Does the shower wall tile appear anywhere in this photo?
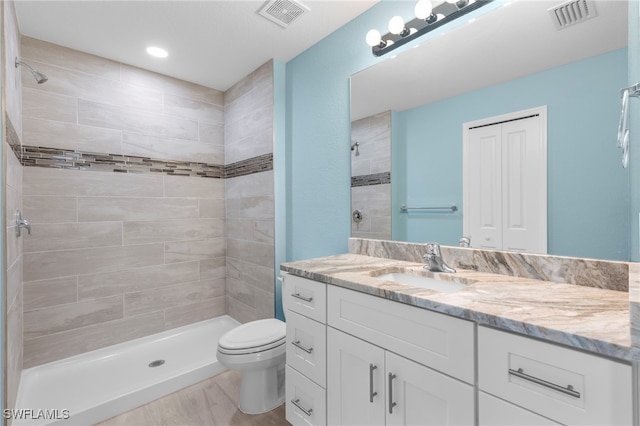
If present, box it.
[163,296,226,330]
[227,239,274,269]
[23,88,77,123]
[164,238,226,263]
[23,117,123,154]
[123,218,224,245]
[24,196,77,223]
[227,257,274,294]
[164,94,224,125]
[5,4,23,417]
[198,199,226,218]
[78,197,199,222]
[77,261,200,300]
[22,36,121,81]
[24,167,164,197]
[164,174,225,198]
[200,258,227,280]
[124,278,225,317]
[78,99,198,140]
[23,243,165,282]
[351,111,391,176]
[122,132,224,164]
[23,276,78,311]
[199,122,225,145]
[23,311,166,368]
[23,221,122,252]
[224,61,275,324]
[24,295,123,340]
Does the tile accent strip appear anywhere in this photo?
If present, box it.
[351,171,391,187]
[6,116,272,179]
[6,116,21,160]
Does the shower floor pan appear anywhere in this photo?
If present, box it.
[14,315,239,426]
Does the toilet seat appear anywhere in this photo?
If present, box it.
[218,319,286,355]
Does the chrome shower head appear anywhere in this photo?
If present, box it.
[351,141,360,157]
[15,58,48,84]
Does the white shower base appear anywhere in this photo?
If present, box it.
[14,315,240,426]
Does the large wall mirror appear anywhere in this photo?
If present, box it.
[350,0,630,261]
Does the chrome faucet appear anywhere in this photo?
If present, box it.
[459,236,471,248]
[423,242,456,273]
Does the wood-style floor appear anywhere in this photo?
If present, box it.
[95,370,289,426]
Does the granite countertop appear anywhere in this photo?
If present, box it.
[281,253,633,362]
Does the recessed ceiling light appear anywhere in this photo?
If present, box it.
[146,46,168,58]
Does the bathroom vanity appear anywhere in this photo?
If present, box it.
[281,242,634,426]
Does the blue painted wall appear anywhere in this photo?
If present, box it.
[395,49,629,261]
[284,0,503,261]
[628,0,640,262]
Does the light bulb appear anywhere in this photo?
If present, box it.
[366,29,382,47]
[388,16,406,35]
[414,0,433,19]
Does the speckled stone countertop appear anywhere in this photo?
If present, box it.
[281,253,634,362]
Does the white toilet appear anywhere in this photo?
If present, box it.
[216,279,287,414]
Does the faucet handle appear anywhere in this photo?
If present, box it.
[425,242,441,255]
[459,236,471,248]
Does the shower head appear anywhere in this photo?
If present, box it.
[351,141,360,157]
[15,58,48,84]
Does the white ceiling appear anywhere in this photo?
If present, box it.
[14,0,379,91]
[351,0,628,120]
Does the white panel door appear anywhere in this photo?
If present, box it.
[327,327,385,426]
[465,124,502,249]
[501,116,546,253]
[464,108,547,253]
[385,351,475,426]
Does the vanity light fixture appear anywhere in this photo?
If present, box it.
[146,46,168,58]
[366,0,493,56]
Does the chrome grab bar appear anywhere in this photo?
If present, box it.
[292,340,313,354]
[291,398,313,417]
[291,293,313,303]
[400,205,458,212]
[508,368,580,399]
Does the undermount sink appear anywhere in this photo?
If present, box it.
[374,271,468,293]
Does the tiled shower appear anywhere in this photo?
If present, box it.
[4,0,276,413]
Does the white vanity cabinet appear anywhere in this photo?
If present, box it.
[284,274,327,426]
[326,285,476,426]
[478,326,633,426]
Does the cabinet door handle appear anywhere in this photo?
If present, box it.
[369,364,378,403]
[291,293,313,303]
[508,368,581,399]
[291,398,313,416]
[388,373,397,414]
[292,340,313,354]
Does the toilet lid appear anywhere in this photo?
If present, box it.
[218,319,286,353]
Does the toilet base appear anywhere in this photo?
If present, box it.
[238,363,285,414]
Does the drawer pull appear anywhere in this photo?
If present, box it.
[292,293,313,303]
[291,398,313,416]
[292,340,313,354]
[508,368,581,399]
[369,364,378,403]
[388,373,397,414]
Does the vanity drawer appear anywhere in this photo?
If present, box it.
[479,392,561,426]
[286,365,327,426]
[285,275,327,323]
[286,309,327,387]
[478,326,632,426]
[327,285,475,384]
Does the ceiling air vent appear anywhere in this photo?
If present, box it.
[258,0,309,28]
[548,0,597,30]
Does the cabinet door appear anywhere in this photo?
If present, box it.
[327,327,385,426]
[385,351,475,426]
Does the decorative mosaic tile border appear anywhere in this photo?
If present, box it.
[6,118,272,179]
[351,172,391,187]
